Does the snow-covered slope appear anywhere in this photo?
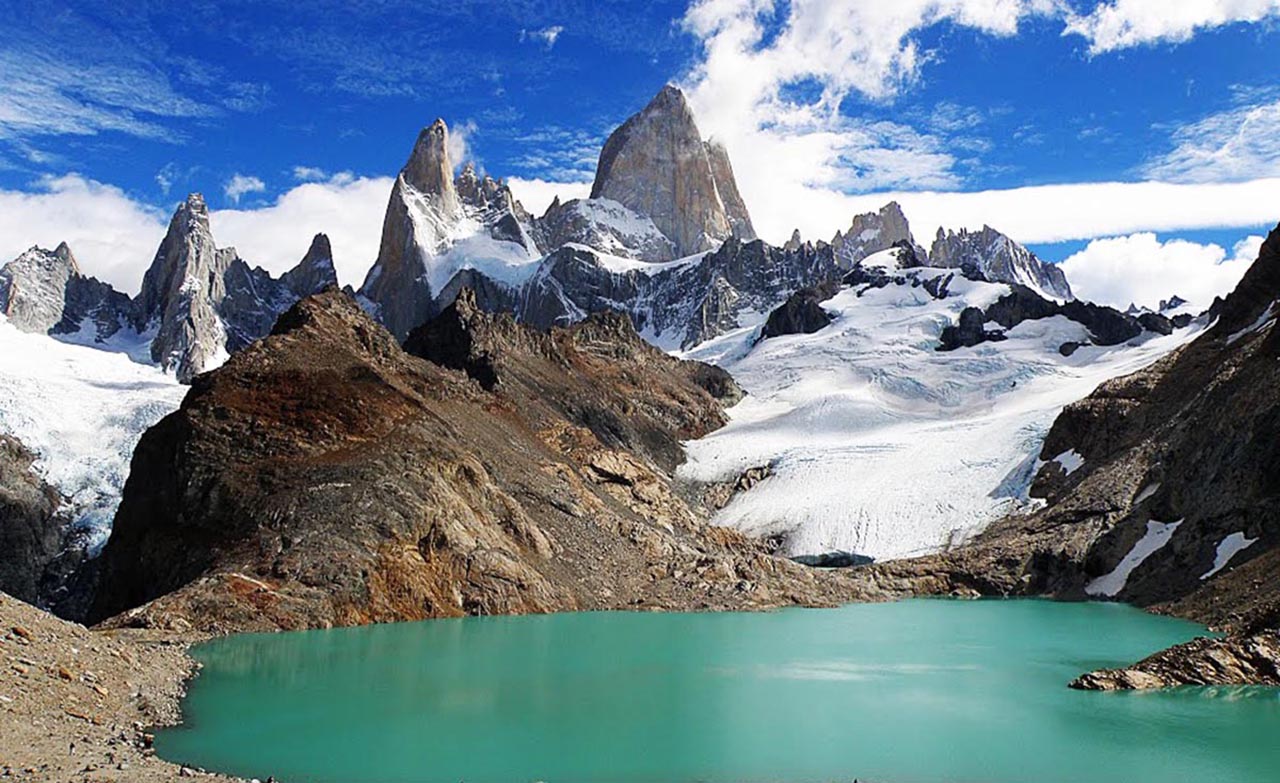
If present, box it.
[679,267,1200,560]
[0,317,185,554]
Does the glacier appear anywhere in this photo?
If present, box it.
[679,264,1202,560]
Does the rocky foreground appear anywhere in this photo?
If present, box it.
[0,592,241,782]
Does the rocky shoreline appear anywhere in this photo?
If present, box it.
[0,592,245,782]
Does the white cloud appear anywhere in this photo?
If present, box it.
[292,165,328,182]
[678,0,1061,243]
[1064,0,1280,54]
[223,174,266,204]
[754,176,1280,250]
[1145,96,1280,182]
[212,174,393,288]
[0,175,166,294]
[446,120,478,169]
[507,177,593,216]
[1060,232,1262,310]
[520,26,565,49]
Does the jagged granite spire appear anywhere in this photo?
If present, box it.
[136,193,232,381]
[359,119,464,340]
[403,119,461,218]
[930,225,1073,301]
[831,202,923,268]
[590,85,755,256]
[281,233,338,298]
[0,242,134,341]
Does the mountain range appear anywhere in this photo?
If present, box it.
[3,84,1273,691]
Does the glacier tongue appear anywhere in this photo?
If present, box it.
[0,316,185,555]
[679,269,1201,560]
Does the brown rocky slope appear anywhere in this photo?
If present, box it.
[87,288,860,633]
[868,224,1280,688]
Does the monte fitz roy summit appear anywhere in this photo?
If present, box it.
[5,85,1074,382]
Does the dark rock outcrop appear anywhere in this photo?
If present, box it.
[0,436,61,605]
[759,282,839,340]
[941,283,1159,351]
[938,307,1006,350]
[88,289,852,633]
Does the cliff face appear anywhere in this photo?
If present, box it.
[0,243,134,341]
[88,289,856,632]
[591,86,755,257]
[0,435,61,605]
[136,194,232,381]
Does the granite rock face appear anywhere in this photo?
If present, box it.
[358,121,540,340]
[832,202,924,268]
[930,225,1073,300]
[135,194,232,381]
[0,435,61,605]
[590,85,755,257]
[0,243,134,341]
[135,194,337,380]
[88,289,859,632]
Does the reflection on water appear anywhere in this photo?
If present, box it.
[158,599,1280,783]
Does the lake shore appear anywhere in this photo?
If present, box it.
[0,592,244,783]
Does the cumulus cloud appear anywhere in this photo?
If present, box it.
[0,175,167,294]
[1064,0,1280,54]
[212,174,393,287]
[223,173,266,204]
[506,177,593,216]
[677,0,1061,243]
[1060,233,1262,310]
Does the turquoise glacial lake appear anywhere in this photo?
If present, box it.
[157,599,1280,783]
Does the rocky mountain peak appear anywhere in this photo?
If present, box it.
[833,201,922,267]
[0,243,134,341]
[930,224,1073,300]
[136,192,230,381]
[281,233,338,298]
[590,84,755,256]
[403,118,461,217]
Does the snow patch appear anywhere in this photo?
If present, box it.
[1086,519,1184,598]
[1052,449,1085,476]
[1200,532,1259,580]
[1133,482,1160,505]
[1226,301,1277,345]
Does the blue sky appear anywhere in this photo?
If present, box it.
[2,0,1280,309]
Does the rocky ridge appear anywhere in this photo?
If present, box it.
[930,225,1072,300]
[86,288,860,633]
[0,244,133,342]
[0,196,338,383]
